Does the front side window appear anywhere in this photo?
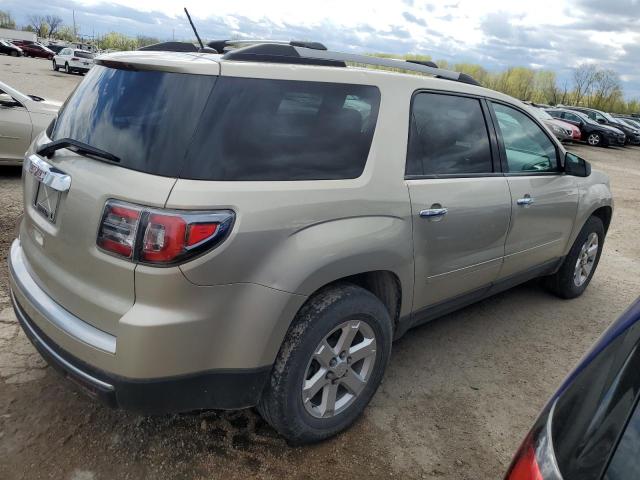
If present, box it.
[492,102,559,173]
[406,93,493,176]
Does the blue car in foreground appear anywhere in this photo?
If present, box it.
[506,297,640,480]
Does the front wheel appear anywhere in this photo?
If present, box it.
[544,216,604,299]
[587,133,602,147]
[10,51,17,57]
[258,283,392,444]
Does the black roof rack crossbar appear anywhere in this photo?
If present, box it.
[222,43,345,67]
[208,39,327,54]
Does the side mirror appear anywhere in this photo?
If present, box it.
[0,93,20,108]
[565,152,591,177]
[596,118,605,124]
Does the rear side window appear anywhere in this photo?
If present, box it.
[406,93,493,176]
[74,50,93,59]
[182,77,381,181]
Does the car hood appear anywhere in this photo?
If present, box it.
[551,118,578,133]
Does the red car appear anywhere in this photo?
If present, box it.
[553,118,581,141]
[11,41,54,60]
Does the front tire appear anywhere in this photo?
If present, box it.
[544,216,604,299]
[258,283,392,444]
[10,51,17,57]
[587,133,602,147]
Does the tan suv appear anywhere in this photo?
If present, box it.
[9,41,613,444]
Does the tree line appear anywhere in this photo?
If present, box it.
[1,10,637,114]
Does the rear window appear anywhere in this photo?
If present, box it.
[74,50,93,59]
[52,65,216,177]
[52,66,380,181]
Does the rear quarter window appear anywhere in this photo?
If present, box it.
[182,77,381,181]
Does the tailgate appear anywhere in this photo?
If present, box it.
[20,143,175,336]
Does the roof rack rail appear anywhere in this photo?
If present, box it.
[208,39,327,54]
[221,43,480,86]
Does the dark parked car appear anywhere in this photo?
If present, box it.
[0,39,23,57]
[568,106,640,145]
[505,297,640,480]
[547,108,626,147]
[11,41,54,59]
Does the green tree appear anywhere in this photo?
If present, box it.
[0,10,16,29]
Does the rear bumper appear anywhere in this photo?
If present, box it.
[12,294,270,412]
[8,238,306,412]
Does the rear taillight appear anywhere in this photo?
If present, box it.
[71,57,79,61]
[505,435,543,480]
[97,200,234,265]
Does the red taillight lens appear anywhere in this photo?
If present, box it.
[187,223,219,246]
[97,203,142,259]
[97,200,234,265]
[506,436,543,480]
[71,57,79,61]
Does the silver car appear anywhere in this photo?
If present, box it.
[9,43,613,444]
[0,81,59,165]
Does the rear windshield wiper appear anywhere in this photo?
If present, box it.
[37,138,120,164]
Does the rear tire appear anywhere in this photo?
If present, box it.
[52,60,58,71]
[64,62,70,74]
[544,216,604,299]
[258,283,392,445]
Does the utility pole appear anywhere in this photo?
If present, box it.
[72,10,77,39]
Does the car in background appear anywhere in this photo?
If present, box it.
[505,297,640,480]
[46,44,66,54]
[11,41,54,60]
[527,106,575,142]
[613,115,640,131]
[547,108,625,147]
[53,48,94,74]
[0,81,60,165]
[0,39,23,57]
[568,106,640,145]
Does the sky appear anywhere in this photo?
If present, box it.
[3,0,640,97]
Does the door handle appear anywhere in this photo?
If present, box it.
[516,195,534,206]
[419,207,448,218]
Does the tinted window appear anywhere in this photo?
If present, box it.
[492,103,559,173]
[406,93,493,175]
[182,77,380,180]
[605,398,640,480]
[74,50,93,59]
[563,112,583,123]
[52,65,216,177]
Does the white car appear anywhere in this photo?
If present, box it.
[0,81,60,165]
[52,48,94,74]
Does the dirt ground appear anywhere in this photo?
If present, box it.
[1,56,639,480]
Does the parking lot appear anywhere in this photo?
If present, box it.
[1,55,639,480]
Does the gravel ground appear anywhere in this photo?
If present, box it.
[1,55,639,480]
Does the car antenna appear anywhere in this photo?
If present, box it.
[184,7,205,50]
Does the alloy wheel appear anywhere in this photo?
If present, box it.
[302,319,377,418]
[573,232,598,287]
[587,133,600,146]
